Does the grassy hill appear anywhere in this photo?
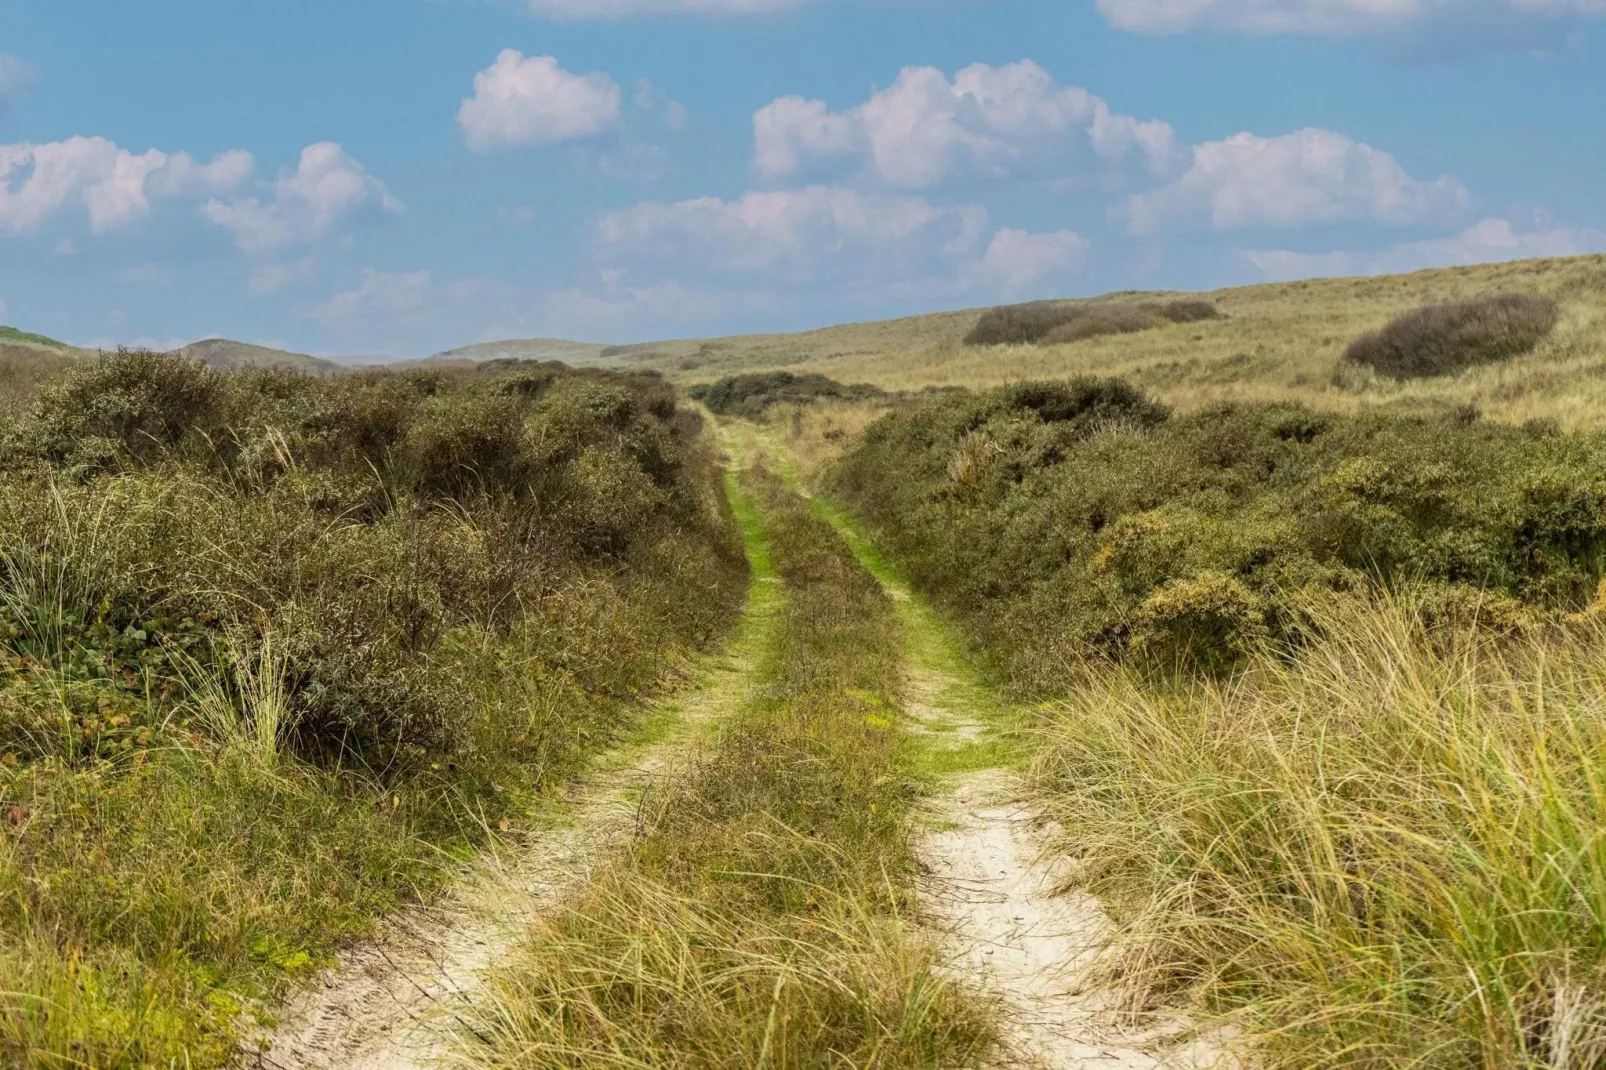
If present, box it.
[425,337,617,367]
[652,255,1606,430]
[169,338,347,374]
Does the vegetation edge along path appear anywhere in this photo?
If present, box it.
[254,438,786,1070]
[730,421,1229,1070]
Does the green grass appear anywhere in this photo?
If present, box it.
[0,352,748,1067]
[0,326,69,350]
[461,465,995,1069]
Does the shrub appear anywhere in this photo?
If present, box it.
[0,354,748,1065]
[833,379,1606,686]
[965,299,1222,347]
[688,372,887,418]
[963,302,1084,346]
[14,349,225,470]
[1040,305,1163,344]
[1344,292,1559,379]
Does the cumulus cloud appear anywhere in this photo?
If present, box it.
[523,0,804,17]
[593,186,1086,302]
[458,51,622,151]
[1122,128,1469,233]
[1097,0,1605,35]
[1245,216,1606,280]
[202,142,401,254]
[754,61,1178,190]
[597,186,989,283]
[0,137,253,235]
[972,228,1091,293]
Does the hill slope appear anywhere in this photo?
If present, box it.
[170,339,346,374]
[654,255,1606,430]
[425,338,616,367]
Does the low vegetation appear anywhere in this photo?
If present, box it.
[1032,596,1606,1066]
[688,370,888,417]
[0,350,745,1067]
[823,370,1606,1064]
[835,376,1606,685]
[1344,291,1560,380]
[963,299,1221,347]
[465,468,993,1068]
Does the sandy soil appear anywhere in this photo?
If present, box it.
[250,586,780,1070]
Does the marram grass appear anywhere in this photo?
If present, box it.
[1030,593,1606,1068]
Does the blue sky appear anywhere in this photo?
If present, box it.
[2,0,1603,357]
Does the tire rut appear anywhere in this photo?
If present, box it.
[250,445,784,1070]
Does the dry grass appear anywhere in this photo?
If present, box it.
[1029,594,1606,1067]
[650,255,1606,431]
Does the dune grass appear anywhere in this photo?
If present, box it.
[1029,596,1606,1067]
[461,467,995,1069]
[0,352,746,1067]
[657,255,1606,432]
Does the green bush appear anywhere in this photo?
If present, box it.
[1343,292,1559,379]
[688,372,887,418]
[0,352,748,1066]
[833,378,1606,686]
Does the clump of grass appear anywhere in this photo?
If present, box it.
[689,371,888,418]
[0,351,747,1066]
[1344,292,1559,380]
[965,299,1222,347]
[463,470,995,1068]
[1029,594,1606,1066]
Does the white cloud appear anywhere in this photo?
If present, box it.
[319,268,434,322]
[1246,217,1606,280]
[202,142,401,254]
[753,61,1178,190]
[972,228,1092,293]
[597,186,990,283]
[523,0,803,17]
[0,55,37,107]
[458,51,622,151]
[0,137,253,235]
[1097,0,1605,35]
[1122,128,1469,233]
[592,186,1087,306]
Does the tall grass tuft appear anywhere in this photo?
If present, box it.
[1030,594,1606,1067]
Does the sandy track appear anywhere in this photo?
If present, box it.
[251,761,661,1070]
[251,588,782,1070]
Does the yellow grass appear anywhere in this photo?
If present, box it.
[649,255,1606,431]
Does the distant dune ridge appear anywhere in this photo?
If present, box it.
[2,254,1604,427]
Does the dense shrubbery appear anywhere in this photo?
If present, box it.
[1344,292,1559,379]
[833,377,1606,684]
[0,350,745,1065]
[688,371,887,417]
[963,299,1222,347]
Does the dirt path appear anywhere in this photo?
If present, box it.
[795,470,1225,1070]
[252,459,783,1070]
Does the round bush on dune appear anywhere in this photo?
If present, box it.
[1344,292,1559,380]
